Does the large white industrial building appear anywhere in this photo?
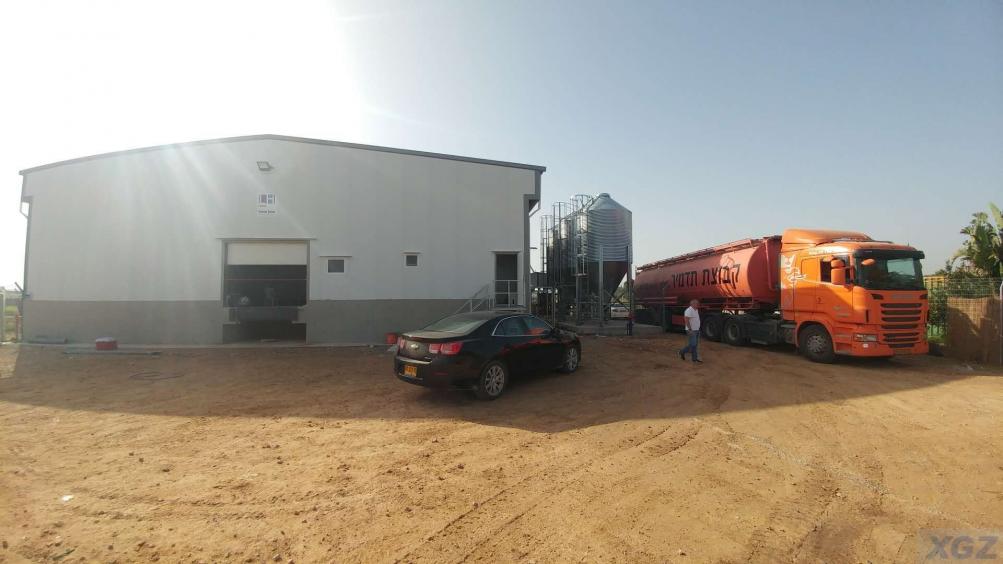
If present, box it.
[18,135,544,344]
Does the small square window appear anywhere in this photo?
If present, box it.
[405,254,419,267]
[327,259,345,273]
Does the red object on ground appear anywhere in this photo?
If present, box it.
[95,337,118,351]
[385,332,398,345]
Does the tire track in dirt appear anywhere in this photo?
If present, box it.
[687,370,910,563]
[704,416,984,563]
[791,401,880,561]
[394,421,704,563]
[416,374,729,563]
[453,424,704,564]
[739,465,839,563]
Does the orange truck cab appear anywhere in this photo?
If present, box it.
[634,228,929,363]
[778,229,928,361]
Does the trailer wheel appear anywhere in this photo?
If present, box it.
[799,325,836,364]
[722,318,747,346]
[702,315,723,342]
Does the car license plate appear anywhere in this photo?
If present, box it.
[404,364,418,377]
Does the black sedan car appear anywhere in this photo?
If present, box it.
[394,311,581,400]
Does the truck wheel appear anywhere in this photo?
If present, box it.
[702,315,723,342]
[799,325,836,364]
[722,318,746,346]
[475,361,508,400]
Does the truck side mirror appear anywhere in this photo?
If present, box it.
[830,259,847,285]
[831,267,847,286]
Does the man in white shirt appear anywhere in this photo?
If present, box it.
[679,299,703,363]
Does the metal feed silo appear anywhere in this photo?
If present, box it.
[585,193,632,293]
[536,192,633,324]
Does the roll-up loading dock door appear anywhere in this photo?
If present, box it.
[224,242,308,307]
[223,241,308,342]
[226,242,308,266]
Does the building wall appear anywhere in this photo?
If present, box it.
[21,138,539,344]
[23,300,223,344]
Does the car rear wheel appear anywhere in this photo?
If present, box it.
[560,345,580,373]
[475,361,508,400]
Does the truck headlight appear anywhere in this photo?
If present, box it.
[854,333,878,342]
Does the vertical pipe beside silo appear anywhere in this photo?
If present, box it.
[627,243,634,335]
[575,274,581,325]
[598,246,604,328]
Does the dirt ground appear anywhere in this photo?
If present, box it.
[1,335,1001,563]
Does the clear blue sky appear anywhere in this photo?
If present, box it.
[1,0,1000,288]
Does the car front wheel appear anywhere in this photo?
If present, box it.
[475,361,508,400]
[560,345,580,373]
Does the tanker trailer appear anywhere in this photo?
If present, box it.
[634,236,783,340]
[635,229,929,363]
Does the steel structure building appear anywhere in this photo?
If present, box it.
[18,134,544,344]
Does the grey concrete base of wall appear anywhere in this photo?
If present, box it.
[302,299,468,344]
[23,299,471,345]
[23,300,224,345]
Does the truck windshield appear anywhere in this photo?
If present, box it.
[856,254,924,290]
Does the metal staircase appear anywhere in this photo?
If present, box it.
[452,283,493,315]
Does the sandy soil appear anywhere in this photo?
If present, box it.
[0,335,1001,563]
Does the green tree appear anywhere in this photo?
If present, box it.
[952,202,1002,278]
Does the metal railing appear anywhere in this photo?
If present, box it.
[453,283,494,315]
[494,279,519,308]
[451,280,523,316]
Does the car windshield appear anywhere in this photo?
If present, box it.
[422,313,489,334]
[856,254,925,290]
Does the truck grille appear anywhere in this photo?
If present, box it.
[880,303,923,347]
